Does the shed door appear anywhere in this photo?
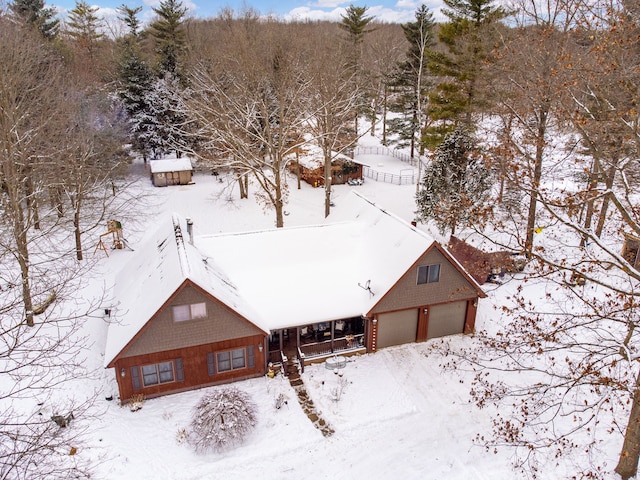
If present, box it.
[377,309,418,349]
[168,172,180,185]
[427,301,467,339]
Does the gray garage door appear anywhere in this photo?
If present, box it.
[427,301,467,339]
[377,309,418,349]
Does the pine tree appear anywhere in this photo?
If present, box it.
[8,0,59,40]
[65,0,104,58]
[339,5,375,48]
[149,0,188,76]
[388,5,435,158]
[132,75,190,158]
[116,4,154,159]
[118,4,143,38]
[117,53,155,158]
[426,0,506,141]
[415,128,491,234]
[339,5,375,136]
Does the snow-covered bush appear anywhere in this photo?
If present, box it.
[128,393,144,412]
[188,387,257,453]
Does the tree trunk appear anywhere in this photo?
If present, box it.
[382,84,388,146]
[580,159,599,248]
[74,205,83,261]
[524,110,547,259]
[19,246,34,327]
[595,163,616,237]
[370,95,377,136]
[616,369,640,480]
[25,174,40,230]
[410,104,417,160]
[238,173,247,199]
[324,149,332,218]
[275,170,284,228]
[296,152,301,190]
[50,186,64,218]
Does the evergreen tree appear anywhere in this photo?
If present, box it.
[118,4,143,38]
[426,0,506,142]
[132,74,190,158]
[339,4,375,48]
[117,52,155,158]
[339,5,375,136]
[415,128,491,234]
[116,4,154,158]
[8,0,59,39]
[65,0,104,58]
[149,0,188,76]
[388,5,435,157]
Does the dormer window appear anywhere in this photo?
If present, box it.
[173,302,207,322]
[417,264,440,285]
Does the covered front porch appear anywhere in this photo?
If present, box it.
[267,317,367,371]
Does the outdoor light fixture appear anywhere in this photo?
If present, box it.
[120,368,126,378]
[258,343,263,353]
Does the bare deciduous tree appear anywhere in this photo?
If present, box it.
[183,17,311,227]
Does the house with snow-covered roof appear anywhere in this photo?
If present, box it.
[104,192,485,402]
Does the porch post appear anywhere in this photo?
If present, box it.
[330,321,335,353]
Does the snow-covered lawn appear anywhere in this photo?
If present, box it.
[71,157,622,479]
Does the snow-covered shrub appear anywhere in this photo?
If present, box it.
[188,387,257,453]
[175,427,188,444]
[128,393,144,412]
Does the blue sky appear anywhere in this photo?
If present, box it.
[50,0,449,25]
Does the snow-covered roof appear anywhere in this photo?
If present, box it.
[104,192,437,366]
[199,193,434,330]
[104,214,264,367]
[149,157,193,173]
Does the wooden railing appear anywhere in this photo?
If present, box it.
[298,347,305,374]
[299,334,365,360]
[267,350,281,366]
[280,351,288,377]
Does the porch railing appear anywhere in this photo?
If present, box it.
[299,334,365,360]
[267,350,281,366]
[280,351,288,377]
[298,347,305,374]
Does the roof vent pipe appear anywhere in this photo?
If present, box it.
[186,218,194,245]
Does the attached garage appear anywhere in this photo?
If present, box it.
[377,309,418,349]
[427,301,468,339]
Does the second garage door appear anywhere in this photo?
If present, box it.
[377,309,418,349]
[427,301,467,339]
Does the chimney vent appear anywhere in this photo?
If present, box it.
[186,218,194,244]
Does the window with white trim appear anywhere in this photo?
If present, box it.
[417,264,440,285]
[172,302,207,322]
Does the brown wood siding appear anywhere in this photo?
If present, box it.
[121,284,263,359]
[114,334,266,402]
[371,248,478,315]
